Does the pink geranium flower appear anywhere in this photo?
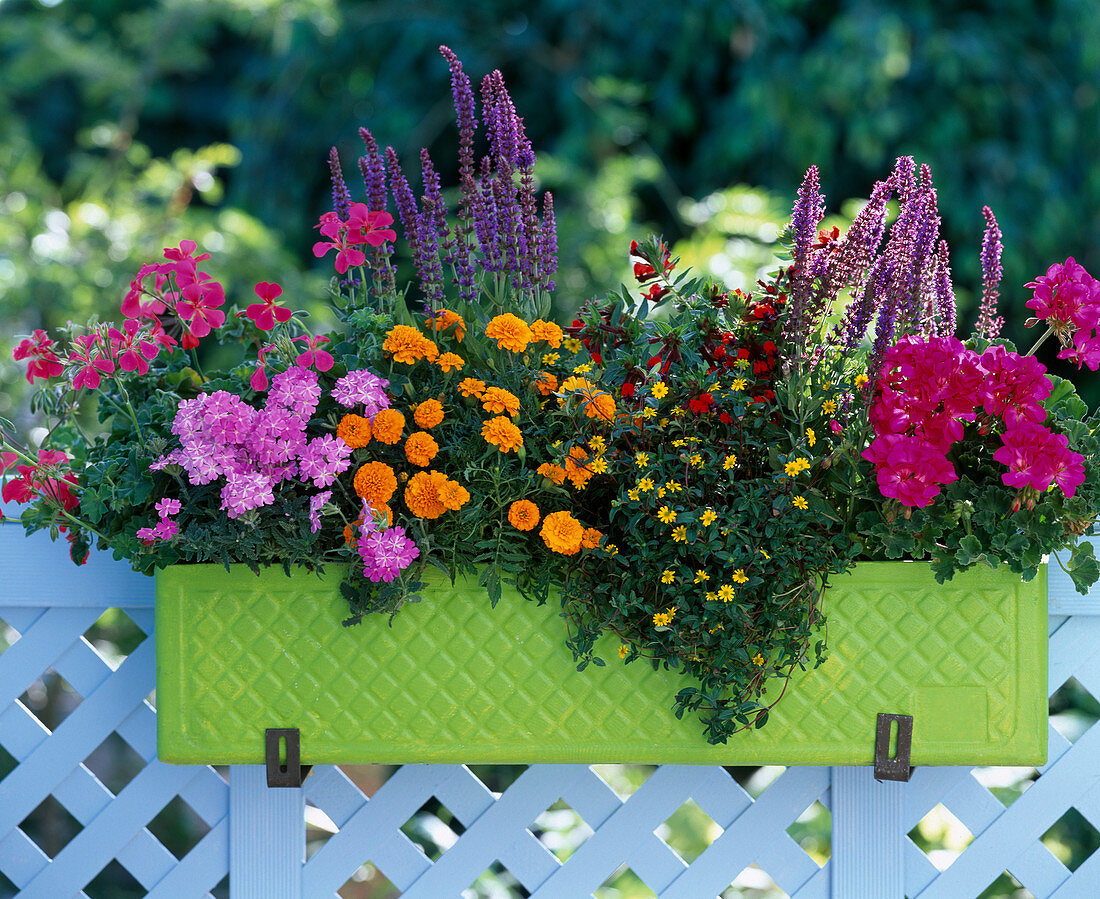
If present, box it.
[292,334,334,372]
[862,432,958,508]
[13,330,64,383]
[345,203,397,247]
[108,319,160,376]
[68,334,116,390]
[242,281,293,331]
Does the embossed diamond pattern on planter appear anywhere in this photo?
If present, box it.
[157,562,1047,766]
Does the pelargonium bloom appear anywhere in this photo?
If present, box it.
[861,432,958,508]
[243,281,293,331]
[13,330,64,383]
[993,420,1085,496]
[977,344,1051,426]
[68,334,116,390]
[292,334,334,372]
[108,319,160,376]
[1,449,80,510]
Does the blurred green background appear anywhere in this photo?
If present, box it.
[3,1,1100,895]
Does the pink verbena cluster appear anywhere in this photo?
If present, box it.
[136,498,182,542]
[356,500,419,582]
[863,335,1085,507]
[151,367,351,520]
[1025,257,1100,370]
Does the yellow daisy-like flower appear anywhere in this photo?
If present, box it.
[689,454,703,468]
[637,477,655,492]
[481,416,523,453]
[530,318,564,348]
[731,378,747,391]
[508,499,541,531]
[458,377,486,399]
[627,488,641,502]
[657,486,667,499]
[657,506,677,524]
[481,386,521,417]
[671,525,687,543]
[708,624,725,634]
[784,457,811,476]
[635,452,650,468]
[718,584,735,603]
[664,480,682,493]
[590,455,608,474]
[642,407,657,419]
[705,591,718,602]
[732,569,748,584]
[542,352,560,366]
[619,644,629,659]
[734,357,750,369]
[693,570,710,583]
[435,352,465,373]
[412,398,445,429]
[806,428,816,447]
[604,543,619,555]
[723,454,737,470]
[661,569,675,584]
[822,399,838,415]
[485,313,533,352]
[760,549,771,560]
[752,653,765,666]
[651,381,669,399]
[854,373,869,389]
[652,607,677,627]
[573,363,592,374]
[564,337,583,353]
[793,495,809,510]
[671,439,686,448]
[700,508,717,526]
[589,435,607,452]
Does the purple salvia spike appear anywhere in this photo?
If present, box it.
[976,205,1005,340]
[439,46,478,189]
[328,147,352,220]
[420,148,448,239]
[538,191,558,292]
[415,210,445,310]
[892,156,916,203]
[838,256,888,354]
[492,167,518,276]
[473,156,502,272]
[784,165,826,357]
[932,239,957,336]
[902,188,941,334]
[358,128,387,213]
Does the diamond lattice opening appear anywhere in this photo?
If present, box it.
[19,668,82,731]
[0,740,16,782]
[656,797,723,864]
[213,874,229,898]
[590,764,656,801]
[594,863,656,898]
[339,861,399,898]
[977,871,1033,898]
[0,613,20,652]
[908,803,974,872]
[786,799,831,866]
[732,765,786,800]
[401,797,466,862]
[464,862,529,898]
[20,795,83,859]
[0,868,17,898]
[1041,807,1100,872]
[1049,676,1100,744]
[83,731,146,796]
[723,863,783,897]
[85,858,145,899]
[468,764,527,796]
[305,799,340,861]
[971,766,1040,808]
[83,608,147,668]
[146,795,212,861]
[530,797,595,863]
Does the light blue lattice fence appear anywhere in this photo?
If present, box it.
[2,503,1099,897]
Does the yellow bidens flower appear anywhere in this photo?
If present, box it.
[337,413,372,449]
[651,381,669,399]
[664,480,682,493]
[635,451,650,468]
[618,644,629,659]
[822,399,838,415]
[383,325,438,364]
[425,308,466,341]
[806,427,816,447]
[637,477,655,492]
[485,313,533,352]
[700,508,717,526]
[752,653,766,666]
[653,607,677,627]
[572,363,593,374]
[661,569,675,584]
[793,495,809,510]
[413,399,445,429]
[458,377,486,399]
[404,431,439,467]
[689,453,703,468]
[658,506,677,524]
[732,569,748,584]
[508,499,541,531]
[784,457,811,476]
[671,525,688,543]
[760,549,771,560]
[705,591,717,602]
[435,352,465,373]
[694,570,710,584]
[542,352,560,366]
[481,386,521,417]
[540,509,585,555]
[854,373,869,389]
[723,454,737,470]
[353,462,398,507]
[590,455,608,474]
[642,407,657,419]
[370,408,405,445]
[481,416,523,453]
[731,378,748,391]
[563,337,583,353]
[718,584,735,603]
[531,318,564,347]
[627,488,641,502]
[405,470,468,519]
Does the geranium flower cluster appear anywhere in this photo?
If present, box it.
[151,367,352,521]
[312,202,397,274]
[864,335,1085,507]
[1025,256,1100,370]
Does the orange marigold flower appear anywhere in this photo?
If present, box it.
[564,445,594,489]
[425,309,467,342]
[413,398,445,429]
[534,371,558,396]
[538,462,566,485]
[404,431,439,467]
[561,376,616,422]
[540,510,585,555]
[485,313,533,353]
[481,416,523,453]
[508,499,541,531]
[481,386,521,417]
[435,352,465,373]
[581,527,602,549]
[404,470,448,519]
[336,413,372,449]
[352,462,398,506]
[383,324,439,364]
[437,478,470,511]
[530,319,564,348]
[371,408,405,444]
[458,377,486,399]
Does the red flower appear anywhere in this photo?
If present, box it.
[590,352,603,365]
[688,392,714,415]
[1,449,79,511]
[621,382,636,398]
[13,330,64,383]
[719,411,733,424]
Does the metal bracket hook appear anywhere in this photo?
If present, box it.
[265,728,312,788]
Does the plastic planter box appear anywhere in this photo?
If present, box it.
[155,561,1047,766]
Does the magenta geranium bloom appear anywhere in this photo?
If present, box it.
[243,281,293,331]
[13,330,64,383]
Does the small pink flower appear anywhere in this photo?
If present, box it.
[242,281,293,331]
[292,335,334,372]
[345,204,397,247]
[13,330,64,383]
[69,334,116,390]
[312,212,368,274]
[108,319,160,376]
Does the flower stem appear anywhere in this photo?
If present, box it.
[1025,324,1056,357]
